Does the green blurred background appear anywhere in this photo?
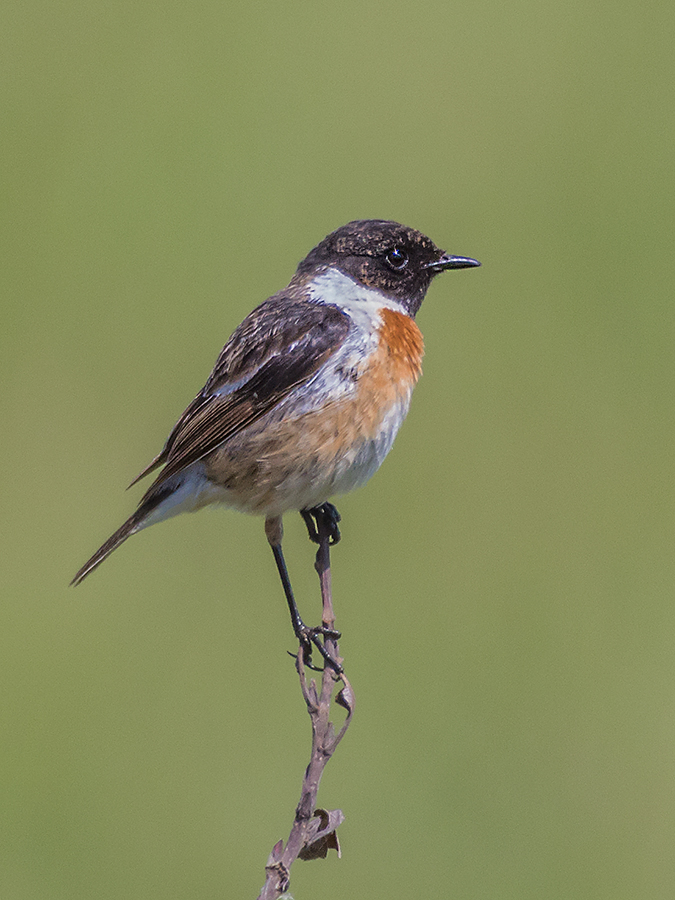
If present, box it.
[3,0,675,897]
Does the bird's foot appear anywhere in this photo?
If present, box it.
[293,622,343,673]
[301,502,341,546]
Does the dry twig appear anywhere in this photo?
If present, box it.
[257,515,355,899]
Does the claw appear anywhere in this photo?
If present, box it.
[297,623,343,674]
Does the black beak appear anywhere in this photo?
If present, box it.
[426,253,481,272]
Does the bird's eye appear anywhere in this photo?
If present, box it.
[385,247,409,271]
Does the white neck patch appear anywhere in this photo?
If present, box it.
[306,268,407,327]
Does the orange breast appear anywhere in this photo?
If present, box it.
[340,306,424,440]
[356,307,424,407]
[375,307,425,385]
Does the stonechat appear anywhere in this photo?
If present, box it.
[72,220,480,663]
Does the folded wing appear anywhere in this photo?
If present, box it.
[136,295,351,497]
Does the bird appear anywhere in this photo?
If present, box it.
[72,219,480,665]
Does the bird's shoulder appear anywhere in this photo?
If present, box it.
[204,292,351,395]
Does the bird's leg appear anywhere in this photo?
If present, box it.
[265,516,342,672]
[301,502,341,546]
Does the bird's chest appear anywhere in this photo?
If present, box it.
[304,311,423,498]
[203,307,424,514]
[354,307,424,414]
[323,306,424,435]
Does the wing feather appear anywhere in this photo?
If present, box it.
[137,296,350,496]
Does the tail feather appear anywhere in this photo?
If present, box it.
[71,510,147,586]
[72,476,195,586]
[127,450,168,489]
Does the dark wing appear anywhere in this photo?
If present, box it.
[135,295,350,495]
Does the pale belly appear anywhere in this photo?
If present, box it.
[200,388,413,516]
